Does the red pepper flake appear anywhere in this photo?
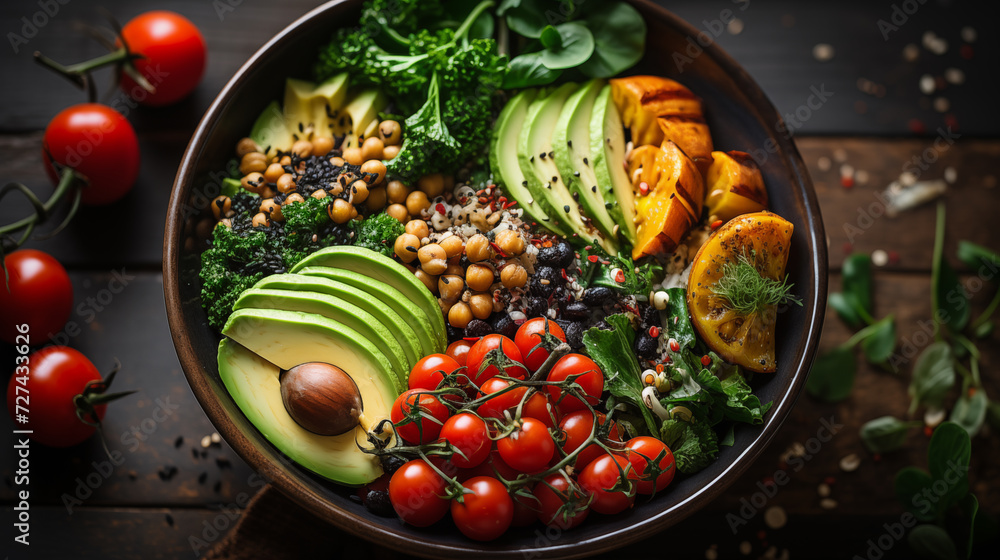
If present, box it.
[497,196,507,204]
[842,242,853,254]
[543,240,553,248]
[560,268,569,281]
[700,355,711,367]
[664,355,672,364]
[584,245,593,251]
[823,476,836,485]
[587,254,599,263]
[841,175,855,189]
[490,241,508,258]
[478,196,488,205]
[614,269,626,283]
[873,453,882,462]
[960,44,974,59]
[923,425,934,437]
[463,336,482,342]
[504,200,518,209]
[669,339,680,352]
[648,326,660,338]
[638,181,649,195]
[476,189,485,196]
[435,203,446,215]
[908,118,926,134]
[710,219,723,230]
[600,260,611,266]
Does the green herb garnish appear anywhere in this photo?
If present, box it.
[711,250,801,315]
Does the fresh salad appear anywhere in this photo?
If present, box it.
[199,0,801,541]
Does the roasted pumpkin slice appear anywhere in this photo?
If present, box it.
[630,140,704,260]
[657,116,713,176]
[610,76,704,147]
[687,211,795,373]
[704,151,769,222]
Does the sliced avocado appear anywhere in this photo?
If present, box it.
[221,177,241,198]
[312,73,350,140]
[554,79,619,243]
[333,89,389,150]
[233,288,410,385]
[283,78,317,141]
[250,100,295,156]
[490,89,564,235]
[592,84,637,245]
[290,246,446,349]
[251,273,422,369]
[219,308,399,486]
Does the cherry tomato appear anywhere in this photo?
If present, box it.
[559,411,622,469]
[514,318,567,372]
[408,354,462,402]
[451,476,513,541]
[390,389,450,445]
[42,104,140,206]
[533,472,591,530]
[578,453,636,515]
[521,391,560,428]
[439,413,490,469]
[445,340,473,367]
[511,490,539,527]
[466,334,528,386]
[497,418,555,473]
[6,347,104,447]
[477,377,527,420]
[0,250,73,344]
[117,12,206,106]
[389,459,450,527]
[626,436,676,495]
[546,354,604,414]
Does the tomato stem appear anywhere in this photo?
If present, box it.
[0,167,85,261]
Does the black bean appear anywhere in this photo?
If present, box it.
[592,319,611,331]
[529,276,556,298]
[365,489,395,517]
[563,301,590,321]
[564,321,586,349]
[525,297,548,318]
[537,242,574,268]
[582,287,615,307]
[464,319,493,338]
[635,333,659,359]
[536,266,565,286]
[380,454,406,475]
[491,314,517,339]
[641,305,660,328]
[447,325,464,341]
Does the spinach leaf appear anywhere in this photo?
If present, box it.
[950,390,988,437]
[503,51,561,88]
[659,418,719,474]
[504,2,549,38]
[928,422,971,508]
[579,1,646,78]
[720,371,771,424]
[663,287,696,350]
[539,23,595,69]
[861,315,897,364]
[842,253,874,320]
[805,346,856,402]
[908,342,955,415]
[829,292,864,330]
[956,241,1000,273]
[908,524,959,560]
[860,416,919,454]
[896,466,938,522]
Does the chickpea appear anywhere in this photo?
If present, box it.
[383,145,400,160]
[438,298,454,316]
[350,206,359,219]
[276,174,296,194]
[466,263,494,292]
[240,152,267,175]
[361,136,384,161]
[342,146,363,165]
[328,182,345,196]
[394,233,421,263]
[366,187,387,210]
[448,302,473,329]
[252,212,270,228]
[464,234,492,263]
[405,219,429,239]
[418,244,448,275]
[291,140,313,158]
[469,293,493,320]
[386,203,409,223]
[264,162,284,184]
[445,263,465,277]
[236,137,261,158]
[260,198,284,221]
[500,263,528,289]
[283,193,305,205]
[414,269,438,295]
[418,173,444,198]
[439,234,464,259]
[438,275,465,303]
[279,155,292,166]
[348,179,369,204]
[211,196,233,221]
[329,156,346,168]
[387,180,410,204]
[378,120,402,145]
[328,198,353,224]
[495,229,525,256]
[361,159,387,185]
[312,136,333,157]
[406,190,431,216]
[261,186,277,199]
[311,189,327,200]
[241,172,266,194]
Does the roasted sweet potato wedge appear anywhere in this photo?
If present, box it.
[631,140,705,260]
[704,150,768,222]
[610,75,705,147]
[657,116,713,176]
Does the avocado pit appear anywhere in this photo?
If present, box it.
[280,362,364,436]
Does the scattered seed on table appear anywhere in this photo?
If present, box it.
[820,498,839,509]
[127,470,138,481]
[727,18,744,35]
[944,167,957,184]
[900,171,917,186]
[764,506,788,529]
[872,249,888,267]
[840,163,854,178]
[924,408,946,427]
[817,156,831,171]
[960,26,976,43]
[191,448,199,460]
[817,482,831,497]
[813,43,834,61]
[934,97,950,113]
[944,68,965,85]
[856,169,869,185]
[833,148,847,163]
[214,481,222,493]
[740,541,752,555]
[158,466,178,481]
[165,513,174,527]
[839,453,861,472]
[902,43,919,61]
[919,74,936,95]
[211,432,221,444]
[174,436,184,448]
[201,435,211,448]
[216,457,231,469]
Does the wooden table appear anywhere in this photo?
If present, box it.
[1,1,997,558]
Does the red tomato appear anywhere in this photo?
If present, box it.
[408,354,462,401]
[522,391,560,428]
[440,413,490,469]
[546,354,604,414]
[497,418,555,473]
[117,12,206,106]
[451,476,514,541]
[477,377,527,420]
[0,250,73,344]
[511,490,539,527]
[390,389,450,445]
[514,318,567,372]
[578,453,636,515]
[42,104,139,206]
[533,472,591,529]
[466,334,528,386]
[446,340,473,367]
[389,459,450,527]
[6,347,104,447]
[626,437,676,495]
[559,411,622,469]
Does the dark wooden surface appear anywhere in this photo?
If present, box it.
[1,0,999,558]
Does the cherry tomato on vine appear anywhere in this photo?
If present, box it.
[389,459,450,527]
[445,339,473,367]
[6,346,104,447]
[511,491,540,527]
[626,436,676,495]
[533,472,591,530]
[408,354,462,401]
[559,411,622,469]
[578,453,636,515]
[451,476,513,541]
[514,318,567,372]
[497,417,555,474]
[460,448,520,482]
[42,103,139,206]
[521,391,560,428]
[477,377,527,420]
[390,389,450,445]
[466,334,528,386]
[546,354,604,414]
[439,413,490,469]
[0,250,73,344]
[117,11,207,106]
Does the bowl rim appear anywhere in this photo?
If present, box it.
[163,0,828,557]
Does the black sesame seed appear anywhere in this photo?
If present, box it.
[583,157,589,165]
[563,205,570,213]
[592,185,598,193]
[573,171,580,177]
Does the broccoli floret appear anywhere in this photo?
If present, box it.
[350,212,405,258]
[199,224,267,330]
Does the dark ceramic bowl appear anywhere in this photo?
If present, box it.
[164,1,827,557]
